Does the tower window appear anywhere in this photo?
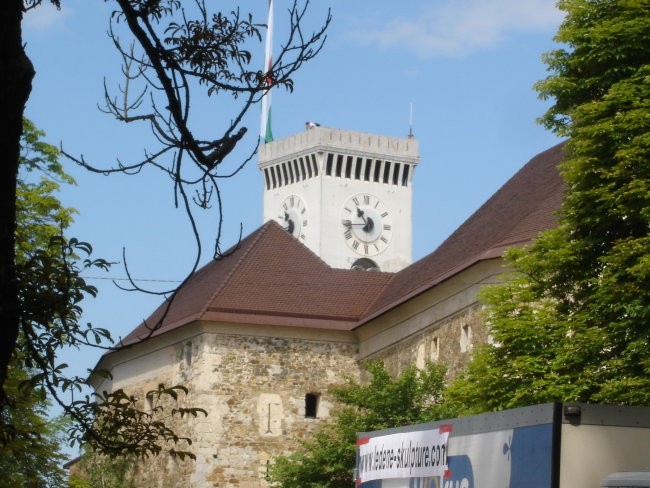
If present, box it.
[264,168,271,190]
[354,157,363,180]
[402,164,410,187]
[281,163,289,186]
[373,160,382,182]
[311,154,319,176]
[299,157,307,180]
[344,156,353,179]
[305,393,320,418]
[335,154,343,177]
[392,163,400,186]
[383,161,391,184]
[271,166,278,188]
[364,159,372,181]
[293,159,300,181]
[325,153,333,176]
[183,341,192,366]
[287,161,295,184]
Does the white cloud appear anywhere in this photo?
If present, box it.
[350,0,563,58]
[24,1,72,31]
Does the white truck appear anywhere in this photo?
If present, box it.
[355,402,650,488]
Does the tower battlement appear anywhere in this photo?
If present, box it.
[258,126,419,168]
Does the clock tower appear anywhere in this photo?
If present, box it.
[258,126,419,272]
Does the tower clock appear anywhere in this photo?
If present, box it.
[258,127,418,272]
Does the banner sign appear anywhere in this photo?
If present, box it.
[356,424,452,484]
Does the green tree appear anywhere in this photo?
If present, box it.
[68,450,136,488]
[2,0,328,460]
[270,361,449,488]
[447,0,650,412]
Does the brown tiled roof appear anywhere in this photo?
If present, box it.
[361,142,566,322]
[120,221,393,345]
[120,142,565,346]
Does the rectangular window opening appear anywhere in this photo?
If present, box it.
[325,153,333,176]
[335,154,343,177]
[364,158,372,181]
[311,154,319,176]
[305,393,320,418]
[299,157,307,180]
[344,156,353,179]
[383,161,392,184]
[402,164,410,186]
[392,162,401,186]
[264,168,271,190]
[354,157,363,180]
[373,160,382,182]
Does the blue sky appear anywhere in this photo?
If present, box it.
[23,0,563,376]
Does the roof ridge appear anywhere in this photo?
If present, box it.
[196,222,273,319]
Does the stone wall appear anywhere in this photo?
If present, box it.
[126,331,359,487]
[373,303,488,379]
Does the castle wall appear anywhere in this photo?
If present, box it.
[356,259,502,379]
[110,326,359,487]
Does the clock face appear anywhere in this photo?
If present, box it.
[341,193,392,256]
[278,195,308,241]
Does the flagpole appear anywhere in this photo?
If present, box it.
[261,0,274,143]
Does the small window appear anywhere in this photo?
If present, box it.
[311,154,319,176]
[335,154,343,177]
[287,161,295,184]
[299,157,307,180]
[293,159,300,181]
[364,158,372,181]
[373,160,382,182]
[271,166,278,188]
[325,153,333,176]
[431,337,440,361]
[263,168,271,190]
[305,393,320,418]
[354,157,363,180]
[183,341,192,366]
[383,161,392,184]
[402,164,410,186]
[282,163,289,185]
[460,324,472,353]
[392,163,400,186]
[344,156,353,179]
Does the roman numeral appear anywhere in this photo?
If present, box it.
[353,197,360,206]
[344,229,352,240]
[352,240,360,250]
[383,224,391,231]
[302,220,308,227]
[363,195,370,205]
[380,236,388,243]
[381,211,388,218]
[364,244,369,255]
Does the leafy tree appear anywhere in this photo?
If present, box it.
[4,119,206,464]
[68,450,136,488]
[2,0,329,458]
[269,361,449,488]
[447,0,650,412]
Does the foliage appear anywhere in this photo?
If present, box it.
[0,365,68,488]
[2,119,206,464]
[447,0,650,412]
[3,0,326,463]
[68,449,136,488]
[269,361,449,488]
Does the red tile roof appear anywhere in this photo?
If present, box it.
[120,142,565,346]
[120,221,393,345]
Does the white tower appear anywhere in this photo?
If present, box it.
[258,126,419,272]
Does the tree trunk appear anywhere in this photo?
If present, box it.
[0,0,34,403]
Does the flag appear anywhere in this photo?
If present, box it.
[260,0,274,143]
